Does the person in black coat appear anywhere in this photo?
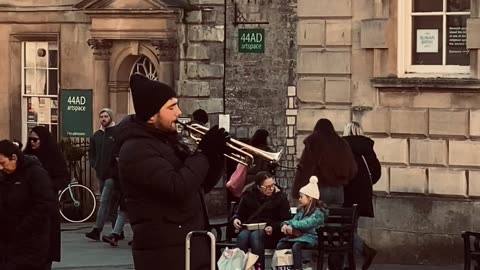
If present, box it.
[0,140,57,270]
[24,126,69,269]
[116,74,228,270]
[244,129,277,187]
[342,122,381,270]
[232,172,291,270]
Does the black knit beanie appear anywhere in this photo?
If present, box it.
[129,74,177,122]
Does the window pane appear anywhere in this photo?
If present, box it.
[38,97,50,124]
[447,15,469,66]
[36,69,47,95]
[48,70,58,95]
[27,97,38,124]
[412,16,443,65]
[413,0,443,12]
[447,0,470,11]
[51,99,58,123]
[36,42,48,68]
[24,42,36,68]
[25,69,35,94]
[48,42,58,68]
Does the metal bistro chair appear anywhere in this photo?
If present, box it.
[463,231,480,270]
[317,204,358,270]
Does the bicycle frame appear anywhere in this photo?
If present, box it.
[67,178,81,207]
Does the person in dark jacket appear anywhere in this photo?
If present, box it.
[23,126,69,269]
[292,118,358,205]
[343,122,381,270]
[101,135,128,247]
[0,140,57,270]
[233,171,291,270]
[116,74,228,270]
[86,108,117,241]
[244,129,277,187]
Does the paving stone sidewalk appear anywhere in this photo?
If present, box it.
[54,222,463,270]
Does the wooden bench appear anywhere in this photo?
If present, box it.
[463,231,480,270]
[209,202,358,270]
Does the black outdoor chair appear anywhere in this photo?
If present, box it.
[317,204,358,270]
[463,231,480,270]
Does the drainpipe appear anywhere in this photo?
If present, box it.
[223,0,227,114]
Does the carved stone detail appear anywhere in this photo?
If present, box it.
[152,39,177,61]
[87,39,113,60]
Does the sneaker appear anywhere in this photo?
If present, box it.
[362,244,377,270]
[85,228,100,241]
[102,233,121,247]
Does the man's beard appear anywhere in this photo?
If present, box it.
[101,120,111,127]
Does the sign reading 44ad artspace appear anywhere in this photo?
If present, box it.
[61,89,93,137]
[238,29,265,53]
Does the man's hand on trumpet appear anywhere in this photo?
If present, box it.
[197,125,229,158]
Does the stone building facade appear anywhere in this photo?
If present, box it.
[0,0,295,213]
[294,0,480,264]
[2,0,480,265]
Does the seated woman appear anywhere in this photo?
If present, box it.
[232,171,291,270]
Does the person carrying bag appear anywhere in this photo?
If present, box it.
[226,163,248,198]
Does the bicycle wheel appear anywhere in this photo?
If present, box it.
[59,184,96,223]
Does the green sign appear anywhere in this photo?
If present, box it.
[60,89,93,137]
[238,29,265,53]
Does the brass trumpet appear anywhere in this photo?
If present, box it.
[177,121,283,167]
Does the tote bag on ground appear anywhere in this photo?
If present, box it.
[271,249,294,270]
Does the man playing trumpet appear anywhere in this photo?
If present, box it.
[114,74,228,270]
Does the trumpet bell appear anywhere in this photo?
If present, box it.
[177,121,283,168]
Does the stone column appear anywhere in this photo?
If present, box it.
[87,39,112,128]
[152,39,177,87]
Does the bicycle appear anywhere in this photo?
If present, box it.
[59,177,96,223]
[58,159,96,223]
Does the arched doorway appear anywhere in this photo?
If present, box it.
[109,42,173,118]
[128,55,159,114]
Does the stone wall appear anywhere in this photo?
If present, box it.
[296,0,480,264]
[224,0,297,189]
[180,0,296,215]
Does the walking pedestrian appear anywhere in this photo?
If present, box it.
[343,122,381,269]
[85,108,119,241]
[0,140,57,270]
[101,141,128,247]
[115,74,228,270]
[24,126,69,269]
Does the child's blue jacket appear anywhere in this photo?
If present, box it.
[279,208,326,247]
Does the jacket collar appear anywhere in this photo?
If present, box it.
[99,121,116,132]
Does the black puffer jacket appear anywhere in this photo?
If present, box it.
[116,115,225,270]
[0,156,57,269]
[342,136,381,217]
[233,185,291,232]
[89,125,116,180]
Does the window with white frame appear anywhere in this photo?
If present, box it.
[398,0,471,76]
[21,41,59,142]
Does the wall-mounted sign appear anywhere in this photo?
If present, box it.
[60,89,93,137]
[417,29,439,53]
[238,29,265,53]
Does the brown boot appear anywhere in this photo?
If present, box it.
[362,244,377,270]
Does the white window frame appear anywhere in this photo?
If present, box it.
[21,41,60,143]
[398,0,471,78]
